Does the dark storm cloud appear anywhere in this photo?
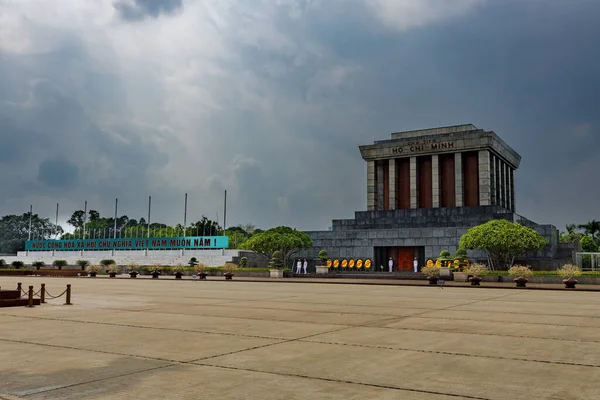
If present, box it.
[1,0,599,232]
[38,157,79,188]
[114,0,183,21]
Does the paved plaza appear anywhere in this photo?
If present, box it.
[1,277,600,399]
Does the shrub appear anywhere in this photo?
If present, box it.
[508,265,533,278]
[86,265,101,273]
[32,261,45,270]
[317,249,329,264]
[172,264,185,274]
[222,262,238,274]
[421,265,441,277]
[188,257,199,267]
[53,260,68,270]
[126,263,141,273]
[0,259,6,267]
[76,260,90,270]
[239,256,248,267]
[269,250,283,270]
[194,263,208,274]
[11,260,24,269]
[557,264,582,280]
[439,250,451,258]
[100,259,116,267]
[465,263,489,276]
[106,264,121,274]
[455,248,468,257]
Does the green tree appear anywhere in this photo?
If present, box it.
[0,213,63,253]
[241,226,313,268]
[560,224,583,243]
[578,220,600,244]
[580,235,599,252]
[459,219,548,270]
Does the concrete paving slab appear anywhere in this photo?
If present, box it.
[0,319,280,362]
[301,326,600,366]
[1,276,600,400]
[205,341,600,400]
[21,364,459,400]
[384,317,600,342]
[0,341,170,396]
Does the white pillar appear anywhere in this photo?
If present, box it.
[367,160,376,211]
[455,153,463,207]
[478,150,491,206]
[389,159,397,210]
[432,154,440,208]
[410,156,418,209]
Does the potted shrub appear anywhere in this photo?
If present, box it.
[127,263,141,278]
[421,264,441,284]
[172,263,185,279]
[508,265,533,287]
[32,261,45,270]
[223,262,237,280]
[315,249,330,274]
[465,263,489,286]
[188,257,199,267]
[86,264,101,277]
[194,263,208,280]
[106,264,120,278]
[557,263,581,288]
[147,265,163,279]
[239,257,249,267]
[269,251,284,278]
[76,260,90,271]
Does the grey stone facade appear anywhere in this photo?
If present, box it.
[299,124,571,270]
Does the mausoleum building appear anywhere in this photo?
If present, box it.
[303,124,572,270]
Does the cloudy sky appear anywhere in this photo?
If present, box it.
[0,0,598,232]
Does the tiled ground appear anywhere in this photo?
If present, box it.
[1,276,599,399]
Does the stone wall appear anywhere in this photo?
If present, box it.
[301,205,560,269]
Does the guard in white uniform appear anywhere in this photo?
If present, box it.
[413,257,419,272]
[303,259,308,274]
[296,259,302,274]
[388,257,393,272]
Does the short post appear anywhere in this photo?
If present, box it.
[64,284,72,305]
[17,282,22,294]
[27,286,34,307]
[40,283,46,303]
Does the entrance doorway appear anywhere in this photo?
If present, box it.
[374,246,424,272]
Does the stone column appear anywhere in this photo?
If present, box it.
[410,156,418,209]
[478,150,491,206]
[499,159,506,209]
[490,154,497,206]
[505,163,510,211]
[376,161,385,210]
[367,160,376,211]
[388,159,397,210]
[510,168,516,212]
[432,154,440,208]
[455,153,463,207]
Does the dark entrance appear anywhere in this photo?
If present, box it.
[374,246,424,272]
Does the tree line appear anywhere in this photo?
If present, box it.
[0,209,265,253]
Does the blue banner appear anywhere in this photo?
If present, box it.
[25,236,229,251]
